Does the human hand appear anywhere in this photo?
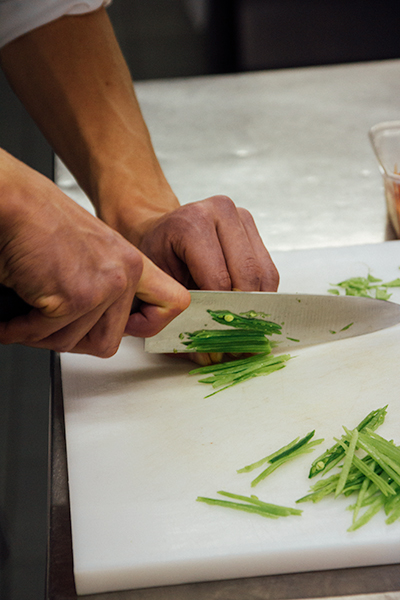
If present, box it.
[136,195,279,365]
[138,195,279,292]
[0,152,190,356]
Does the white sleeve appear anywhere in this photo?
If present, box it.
[0,0,112,49]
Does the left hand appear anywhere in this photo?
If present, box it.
[137,195,279,365]
[138,195,279,292]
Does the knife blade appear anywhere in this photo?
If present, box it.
[144,290,400,353]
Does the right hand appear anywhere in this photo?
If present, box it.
[0,151,190,357]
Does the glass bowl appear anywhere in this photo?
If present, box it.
[369,121,400,238]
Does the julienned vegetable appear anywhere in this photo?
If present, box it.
[196,491,302,519]
[308,406,388,478]
[328,273,400,300]
[297,407,400,531]
[237,430,324,487]
[206,310,282,335]
[182,329,274,354]
[180,309,282,353]
[196,432,319,522]
[197,407,400,531]
[183,309,290,396]
[189,353,291,398]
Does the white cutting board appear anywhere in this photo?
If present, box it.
[61,242,400,596]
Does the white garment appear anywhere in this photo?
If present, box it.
[0,0,112,49]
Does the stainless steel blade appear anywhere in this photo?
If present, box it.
[144,290,400,353]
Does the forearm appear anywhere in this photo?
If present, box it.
[0,7,179,246]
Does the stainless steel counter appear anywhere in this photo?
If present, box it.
[48,59,400,599]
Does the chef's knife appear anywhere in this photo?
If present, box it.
[0,285,143,322]
[144,290,400,353]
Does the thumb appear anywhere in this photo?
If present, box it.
[124,254,191,338]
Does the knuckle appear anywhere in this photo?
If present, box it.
[108,267,130,297]
[167,289,191,318]
[94,340,120,359]
[265,264,280,291]
[214,270,232,291]
[125,250,144,283]
[210,194,235,210]
[237,206,254,225]
[65,292,92,316]
[240,255,262,288]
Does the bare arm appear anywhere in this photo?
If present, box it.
[0,7,279,294]
[0,7,179,244]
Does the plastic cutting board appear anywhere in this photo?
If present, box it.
[61,242,400,595]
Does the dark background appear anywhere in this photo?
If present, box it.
[1,1,400,598]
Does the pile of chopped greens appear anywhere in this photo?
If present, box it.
[182,309,290,397]
[189,353,291,398]
[297,406,400,530]
[197,407,400,531]
[328,273,400,300]
[181,309,282,354]
[182,329,273,354]
[308,406,386,477]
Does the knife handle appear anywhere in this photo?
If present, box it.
[0,284,33,322]
[0,284,143,322]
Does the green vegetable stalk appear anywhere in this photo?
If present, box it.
[308,406,388,478]
[206,310,282,335]
[197,407,400,532]
[237,430,323,487]
[197,491,302,519]
[189,353,291,398]
[183,309,290,396]
[297,407,400,531]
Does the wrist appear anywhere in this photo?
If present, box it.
[91,160,180,247]
[0,150,35,239]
